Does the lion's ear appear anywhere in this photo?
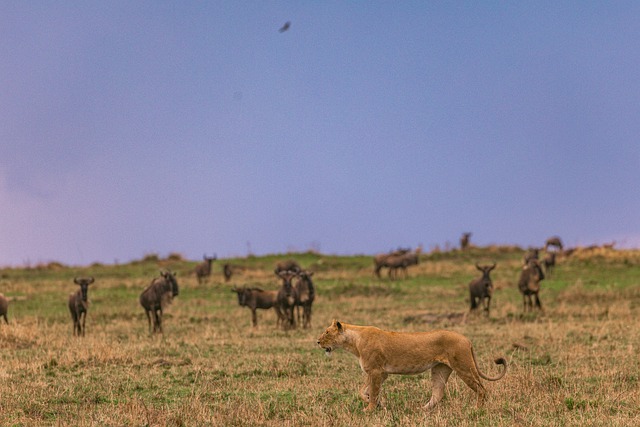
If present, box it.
[336,321,343,332]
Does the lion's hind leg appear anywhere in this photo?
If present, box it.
[425,363,453,410]
[452,361,487,407]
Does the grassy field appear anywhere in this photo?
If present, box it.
[1,246,639,426]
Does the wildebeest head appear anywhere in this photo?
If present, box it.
[161,270,179,297]
[73,277,95,302]
[232,286,249,306]
[475,263,496,293]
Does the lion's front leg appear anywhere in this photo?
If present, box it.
[363,371,387,411]
[359,381,370,403]
[425,363,453,410]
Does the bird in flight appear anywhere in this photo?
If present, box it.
[279,21,291,33]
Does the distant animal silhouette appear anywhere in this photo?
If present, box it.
[279,21,291,33]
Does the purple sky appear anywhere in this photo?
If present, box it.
[2,2,639,267]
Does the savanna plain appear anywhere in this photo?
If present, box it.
[1,246,639,426]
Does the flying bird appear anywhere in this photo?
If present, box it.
[279,21,290,33]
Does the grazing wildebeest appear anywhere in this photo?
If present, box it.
[140,270,179,334]
[388,247,422,279]
[460,232,472,250]
[275,259,301,274]
[373,248,409,278]
[294,270,316,329]
[542,252,556,276]
[68,277,95,336]
[544,236,563,252]
[518,259,545,312]
[223,263,233,282]
[276,270,299,330]
[468,263,496,316]
[0,293,9,324]
[232,286,283,328]
[195,254,217,284]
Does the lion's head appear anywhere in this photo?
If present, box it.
[316,319,346,357]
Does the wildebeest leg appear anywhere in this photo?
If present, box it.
[288,307,296,330]
[304,305,311,328]
[484,296,491,315]
[157,308,163,333]
[145,310,152,334]
[273,306,284,329]
[1,313,7,324]
[534,293,542,310]
[425,363,453,409]
[80,311,86,337]
[470,294,478,311]
[251,308,258,327]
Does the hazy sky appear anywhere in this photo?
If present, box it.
[2,2,639,267]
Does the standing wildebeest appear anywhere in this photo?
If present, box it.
[276,270,299,330]
[0,293,9,324]
[232,286,283,327]
[468,263,496,316]
[373,248,409,278]
[542,252,556,276]
[275,259,301,274]
[223,263,233,282]
[68,277,95,336]
[544,236,563,252]
[390,247,422,279]
[195,254,217,284]
[140,270,179,334]
[518,259,545,312]
[460,232,472,250]
[294,270,316,329]
[377,247,422,280]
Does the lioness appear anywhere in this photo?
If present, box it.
[317,320,507,411]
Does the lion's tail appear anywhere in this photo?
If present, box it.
[472,347,507,381]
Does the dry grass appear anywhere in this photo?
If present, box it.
[1,248,639,426]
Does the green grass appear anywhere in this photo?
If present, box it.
[1,246,640,425]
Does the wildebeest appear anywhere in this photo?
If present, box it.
[0,293,9,324]
[275,259,301,275]
[232,286,283,328]
[460,232,472,250]
[195,254,217,284]
[542,252,556,276]
[390,247,422,279]
[544,236,563,252]
[294,270,316,329]
[276,270,298,330]
[68,277,95,336]
[468,263,496,315]
[373,248,409,278]
[518,259,545,312]
[140,270,179,334]
[223,263,233,282]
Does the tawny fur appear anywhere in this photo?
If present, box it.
[317,320,507,411]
